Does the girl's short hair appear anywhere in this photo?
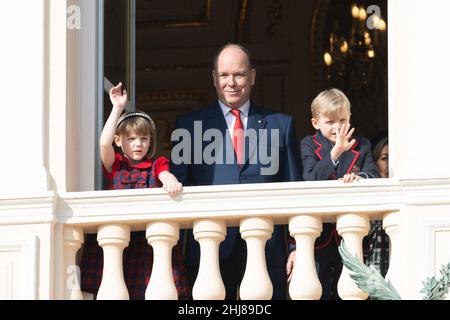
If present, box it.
[115,110,157,158]
[311,88,351,119]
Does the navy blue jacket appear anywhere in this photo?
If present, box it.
[170,102,301,268]
[301,130,379,181]
[300,130,379,249]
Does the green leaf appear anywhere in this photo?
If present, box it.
[421,262,450,300]
[338,240,402,300]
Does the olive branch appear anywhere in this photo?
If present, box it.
[420,262,450,300]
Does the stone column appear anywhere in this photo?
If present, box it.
[192,220,226,300]
[97,224,130,300]
[288,215,322,300]
[239,217,273,300]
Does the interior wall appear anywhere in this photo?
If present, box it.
[133,0,319,159]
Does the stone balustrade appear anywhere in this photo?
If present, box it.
[58,179,404,300]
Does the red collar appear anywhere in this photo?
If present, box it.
[117,153,153,169]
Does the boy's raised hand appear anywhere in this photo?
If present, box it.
[335,123,355,152]
[331,123,356,161]
[109,82,128,109]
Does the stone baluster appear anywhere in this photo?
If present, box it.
[239,217,274,300]
[336,213,370,300]
[63,227,84,300]
[145,222,180,300]
[383,211,401,291]
[97,224,130,300]
[192,220,226,300]
[288,215,323,300]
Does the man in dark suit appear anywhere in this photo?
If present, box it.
[170,44,301,299]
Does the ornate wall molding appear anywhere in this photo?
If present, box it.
[136,89,208,105]
[310,0,330,98]
[137,0,212,29]
[265,0,283,37]
[238,0,251,42]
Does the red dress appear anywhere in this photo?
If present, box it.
[80,152,190,299]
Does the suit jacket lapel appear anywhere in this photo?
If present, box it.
[336,140,360,178]
[313,131,332,161]
[206,103,241,170]
[205,103,228,133]
[244,104,267,168]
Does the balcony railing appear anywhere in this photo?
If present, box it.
[56,179,406,300]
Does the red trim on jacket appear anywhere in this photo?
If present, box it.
[315,228,337,250]
[313,133,323,160]
[346,141,360,174]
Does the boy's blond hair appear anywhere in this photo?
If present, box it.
[311,88,351,119]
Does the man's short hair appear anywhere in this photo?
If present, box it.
[213,43,253,71]
[311,88,351,119]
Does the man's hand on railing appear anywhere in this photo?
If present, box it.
[286,250,296,282]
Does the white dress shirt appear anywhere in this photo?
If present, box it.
[218,100,250,139]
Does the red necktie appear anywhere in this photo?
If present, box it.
[230,109,244,165]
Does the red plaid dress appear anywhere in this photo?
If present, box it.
[80,152,190,299]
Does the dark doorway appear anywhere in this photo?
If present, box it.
[104,0,388,161]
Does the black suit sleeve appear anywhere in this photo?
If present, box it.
[169,116,192,186]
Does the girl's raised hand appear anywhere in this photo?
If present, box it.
[109,82,128,109]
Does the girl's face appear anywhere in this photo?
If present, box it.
[115,130,151,164]
[376,144,389,178]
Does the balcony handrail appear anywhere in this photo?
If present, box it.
[57,179,404,231]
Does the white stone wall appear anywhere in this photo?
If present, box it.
[0,0,49,193]
[389,0,450,180]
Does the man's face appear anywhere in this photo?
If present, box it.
[213,47,256,108]
[311,108,351,143]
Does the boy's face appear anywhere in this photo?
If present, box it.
[115,130,151,164]
[311,108,351,143]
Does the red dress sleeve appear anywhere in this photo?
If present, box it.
[153,156,170,177]
[102,152,123,182]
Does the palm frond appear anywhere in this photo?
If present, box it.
[338,240,402,300]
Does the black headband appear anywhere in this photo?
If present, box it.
[117,112,153,128]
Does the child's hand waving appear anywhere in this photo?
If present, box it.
[109,82,128,110]
[331,123,356,161]
[334,123,355,153]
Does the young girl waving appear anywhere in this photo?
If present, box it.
[80,82,190,299]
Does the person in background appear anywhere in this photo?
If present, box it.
[363,136,390,277]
